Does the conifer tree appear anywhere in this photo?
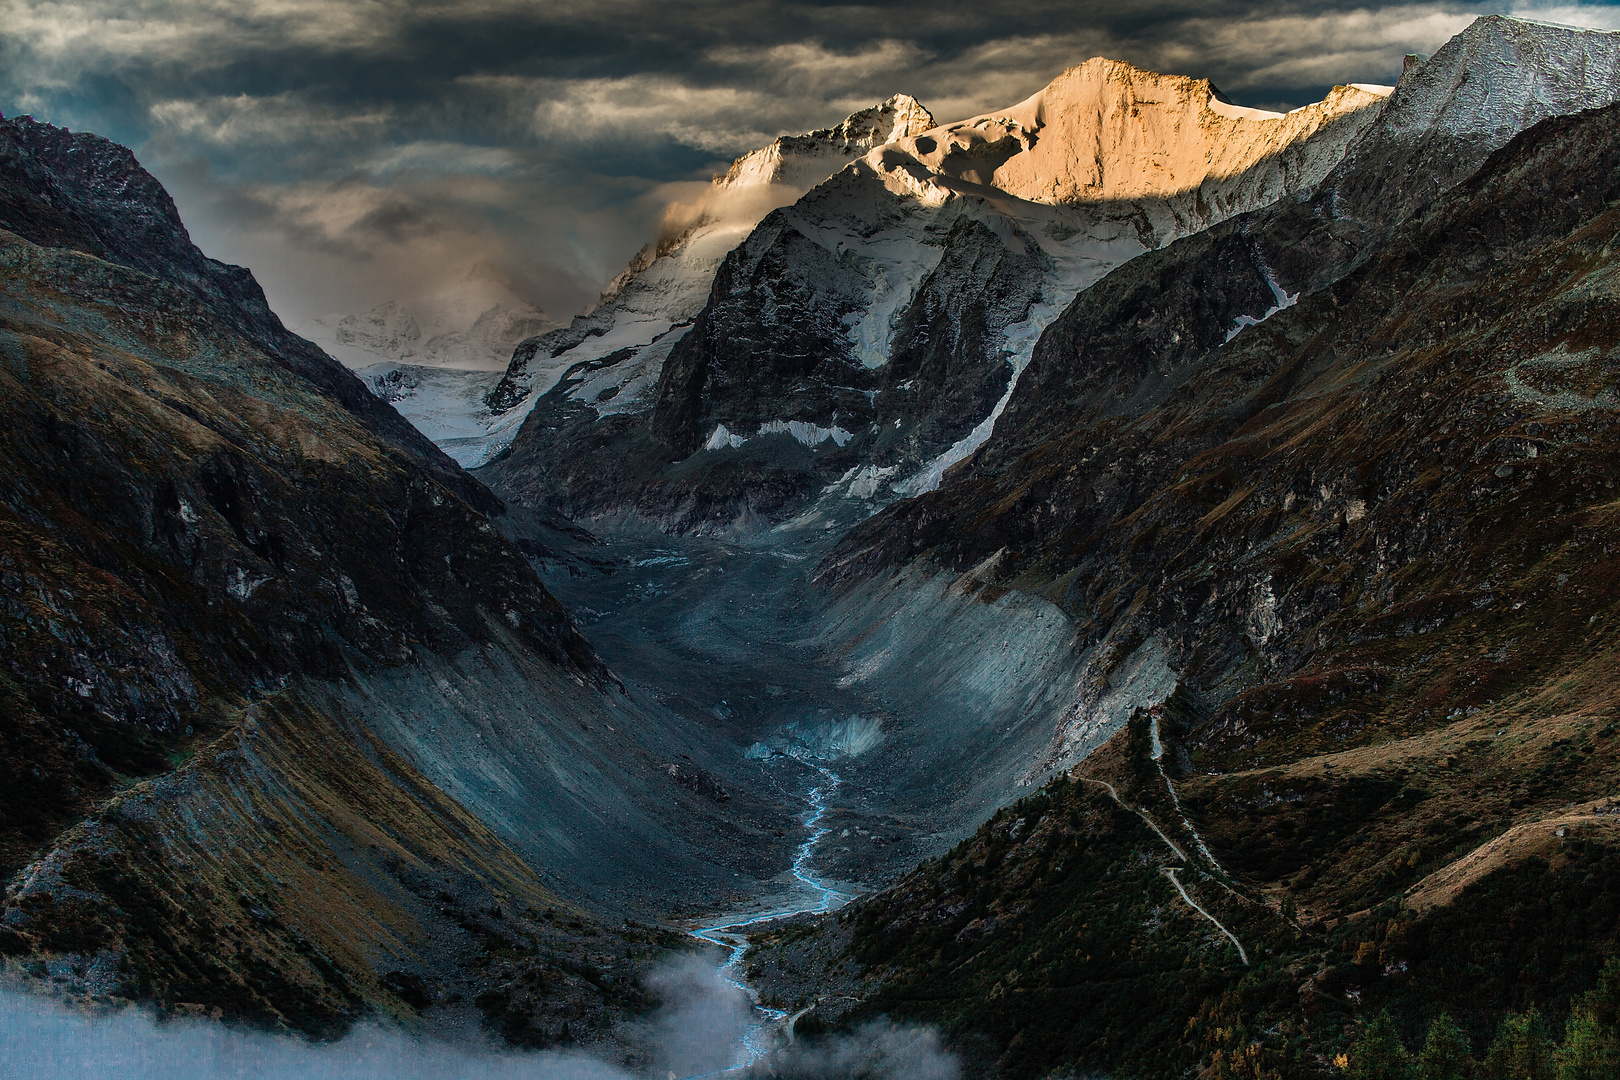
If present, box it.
[1555,958,1620,1080]
[1350,1011,1414,1080]
[1482,1009,1555,1080]
[1557,1011,1619,1080]
[1416,1013,1471,1080]
[1576,956,1620,1029]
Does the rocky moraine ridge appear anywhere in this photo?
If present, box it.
[7,12,1620,1080]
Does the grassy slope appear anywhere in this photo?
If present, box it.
[0,225,649,1040]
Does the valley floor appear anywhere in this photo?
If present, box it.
[536,519,979,918]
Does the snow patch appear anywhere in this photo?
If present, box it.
[705,424,747,451]
[897,294,1069,496]
[1226,262,1299,342]
[824,463,901,499]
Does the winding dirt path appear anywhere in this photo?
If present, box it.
[1077,775,1248,966]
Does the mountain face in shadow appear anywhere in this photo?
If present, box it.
[742,18,1620,1076]
[478,63,1389,533]
[0,113,799,1049]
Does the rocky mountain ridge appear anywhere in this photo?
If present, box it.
[435,94,941,471]
[479,57,1389,531]
[728,16,1620,1076]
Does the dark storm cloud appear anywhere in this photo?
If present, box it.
[4,0,1618,327]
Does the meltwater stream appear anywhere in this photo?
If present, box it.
[684,763,851,1078]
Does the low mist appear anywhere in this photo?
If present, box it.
[749,1022,961,1080]
[0,991,624,1079]
[0,954,958,1080]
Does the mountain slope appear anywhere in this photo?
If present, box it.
[763,21,1620,1077]
[0,118,493,516]
[482,62,1388,532]
[0,115,790,1047]
[822,16,1620,756]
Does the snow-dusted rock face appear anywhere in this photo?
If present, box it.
[718,92,938,193]
[486,16,1620,535]
[464,95,938,469]
[484,62,1387,528]
[823,16,1620,678]
[1320,15,1620,233]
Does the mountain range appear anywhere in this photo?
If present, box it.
[5,13,1620,1078]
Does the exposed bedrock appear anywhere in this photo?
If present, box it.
[0,115,795,1051]
[771,67,1620,1080]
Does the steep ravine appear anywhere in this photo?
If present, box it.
[15,16,1620,1080]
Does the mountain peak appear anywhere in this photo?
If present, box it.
[1314,13,1620,230]
[870,57,1389,207]
[818,93,937,149]
[1375,13,1620,141]
[717,94,936,192]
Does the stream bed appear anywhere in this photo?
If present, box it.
[686,763,850,1076]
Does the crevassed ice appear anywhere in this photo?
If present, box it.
[757,419,854,447]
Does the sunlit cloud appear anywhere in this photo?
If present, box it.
[524,75,788,156]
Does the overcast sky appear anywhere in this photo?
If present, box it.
[5,0,1619,329]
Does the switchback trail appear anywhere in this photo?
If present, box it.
[1077,775,1248,965]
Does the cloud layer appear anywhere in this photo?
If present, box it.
[4,0,1618,329]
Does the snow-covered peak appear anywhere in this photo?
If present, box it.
[472,95,943,463]
[1374,15,1620,142]
[871,57,1390,207]
[591,96,938,315]
[718,94,937,192]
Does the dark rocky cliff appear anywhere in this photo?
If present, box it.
[0,116,494,515]
[776,85,1620,1080]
